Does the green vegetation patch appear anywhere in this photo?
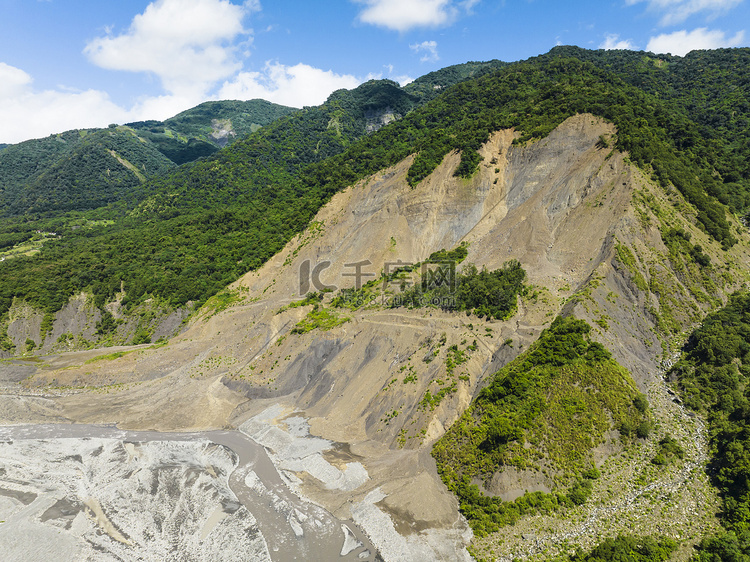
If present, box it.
[201,288,246,316]
[670,293,750,533]
[0,326,14,353]
[661,227,711,268]
[291,306,350,334]
[563,535,677,562]
[277,291,324,313]
[651,435,685,466]
[332,245,525,321]
[84,350,136,364]
[615,244,648,292]
[397,260,526,320]
[432,317,647,535]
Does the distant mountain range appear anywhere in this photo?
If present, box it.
[0,59,507,222]
[124,99,299,160]
[0,99,298,217]
[0,58,508,315]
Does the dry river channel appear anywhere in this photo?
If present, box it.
[0,423,379,562]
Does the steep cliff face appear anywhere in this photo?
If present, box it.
[3,114,748,560]
[0,294,191,358]
[364,106,400,133]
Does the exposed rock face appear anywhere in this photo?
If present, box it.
[2,114,748,560]
[209,118,236,147]
[365,106,400,133]
[1,294,191,358]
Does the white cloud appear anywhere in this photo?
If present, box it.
[393,74,415,85]
[127,94,208,122]
[84,0,253,98]
[0,63,131,144]
[0,58,369,144]
[0,1,386,143]
[410,40,440,62]
[378,64,414,85]
[218,62,362,107]
[460,0,481,13]
[0,62,33,99]
[600,34,637,50]
[647,27,745,55]
[354,0,458,32]
[625,0,744,26]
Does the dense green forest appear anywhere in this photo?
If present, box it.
[1,48,748,320]
[124,99,298,164]
[565,535,678,562]
[550,46,750,213]
[155,99,296,145]
[665,293,750,558]
[432,317,648,536]
[401,59,507,102]
[0,128,175,217]
[0,99,297,218]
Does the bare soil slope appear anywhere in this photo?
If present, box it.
[4,114,749,560]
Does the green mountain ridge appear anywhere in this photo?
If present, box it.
[0,127,175,217]
[0,63,515,318]
[124,98,299,163]
[0,60,512,223]
[1,47,749,345]
[2,47,750,560]
[0,99,298,218]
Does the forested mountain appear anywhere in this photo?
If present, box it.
[550,46,750,209]
[0,47,748,321]
[0,99,297,219]
[0,65,514,316]
[402,58,507,102]
[2,47,750,561]
[0,127,175,217]
[124,98,299,163]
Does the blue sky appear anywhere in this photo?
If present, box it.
[1,0,748,143]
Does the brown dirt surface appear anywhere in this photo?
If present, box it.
[3,114,748,559]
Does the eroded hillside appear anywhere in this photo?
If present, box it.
[2,115,749,560]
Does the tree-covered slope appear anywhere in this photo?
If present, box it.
[125,98,299,163]
[1,48,749,323]
[402,59,507,102]
[565,293,750,560]
[432,317,648,536]
[669,294,750,549]
[548,46,750,212]
[0,127,175,217]
[0,99,298,218]
[162,99,298,142]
